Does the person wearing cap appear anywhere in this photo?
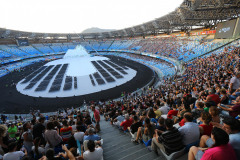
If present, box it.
[8,123,17,139]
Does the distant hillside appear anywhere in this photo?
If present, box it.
[81,27,116,33]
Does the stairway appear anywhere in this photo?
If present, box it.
[98,117,188,160]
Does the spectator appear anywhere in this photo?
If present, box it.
[33,117,45,145]
[188,127,237,160]
[178,113,200,146]
[83,140,103,160]
[74,125,85,143]
[120,114,133,131]
[60,120,73,143]
[151,119,184,155]
[92,105,101,133]
[32,137,45,159]
[199,112,213,137]
[218,96,240,118]
[44,122,62,149]
[22,122,33,154]
[200,117,240,159]
[3,142,27,160]
[8,123,18,139]
[229,72,240,94]
[128,115,142,140]
[134,117,155,144]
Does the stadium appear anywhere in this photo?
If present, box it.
[0,0,240,160]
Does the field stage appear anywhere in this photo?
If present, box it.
[0,55,155,114]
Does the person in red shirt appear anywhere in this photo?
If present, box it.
[92,105,101,133]
[199,112,213,137]
[120,114,133,131]
[205,89,220,105]
[167,104,178,119]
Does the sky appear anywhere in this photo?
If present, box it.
[1,0,183,33]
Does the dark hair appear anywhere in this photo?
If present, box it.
[223,117,240,132]
[211,127,229,147]
[34,137,41,156]
[87,140,95,152]
[209,106,219,116]
[46,149,55,160]
[165,119,173,129]
[8,142,17,151]
[197,102,204,108]
[39,117,45,123]
[62,120,68,127]
[23,122,29,132]
[201,112,212,124]
[147,109,156,119]
[158,117,165,125]
[47,122,55,130]
[133,115,138,121]
[184,113,193,122]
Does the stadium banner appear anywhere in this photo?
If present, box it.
[233,18,240,38]
[16,39,29,46]
[215,19,237,39]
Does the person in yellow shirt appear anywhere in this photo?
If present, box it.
[153,106,162,119]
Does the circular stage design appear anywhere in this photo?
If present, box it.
[16,55,137,98]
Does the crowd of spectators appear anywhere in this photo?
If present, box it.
[0,39,240,160]
[102,44,240,159]
[0,106,103,160]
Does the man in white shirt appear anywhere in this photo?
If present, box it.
[83,140,103,160]
[229,72,240,94]
[3,142,27,160]
[74,125,85,143]
[178,113,200,146]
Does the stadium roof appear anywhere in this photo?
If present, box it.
[1,0,240,39]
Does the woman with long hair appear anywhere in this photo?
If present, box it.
[188,127,237,160]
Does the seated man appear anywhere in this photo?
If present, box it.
[178,113,200,146]
[200,117,240,159]
[128,115,142,140]
[113,111,124,127]
[120,114,133,131]
[83,140,103,160]
[151,118,184,155]
[3,142,27,160]
[83,128,101,151]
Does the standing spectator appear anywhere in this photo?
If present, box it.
[33,117,45,145]
[44,122,62,149]
[22,122,33,154]
[8,123,18,139]
[92,105,101,133]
